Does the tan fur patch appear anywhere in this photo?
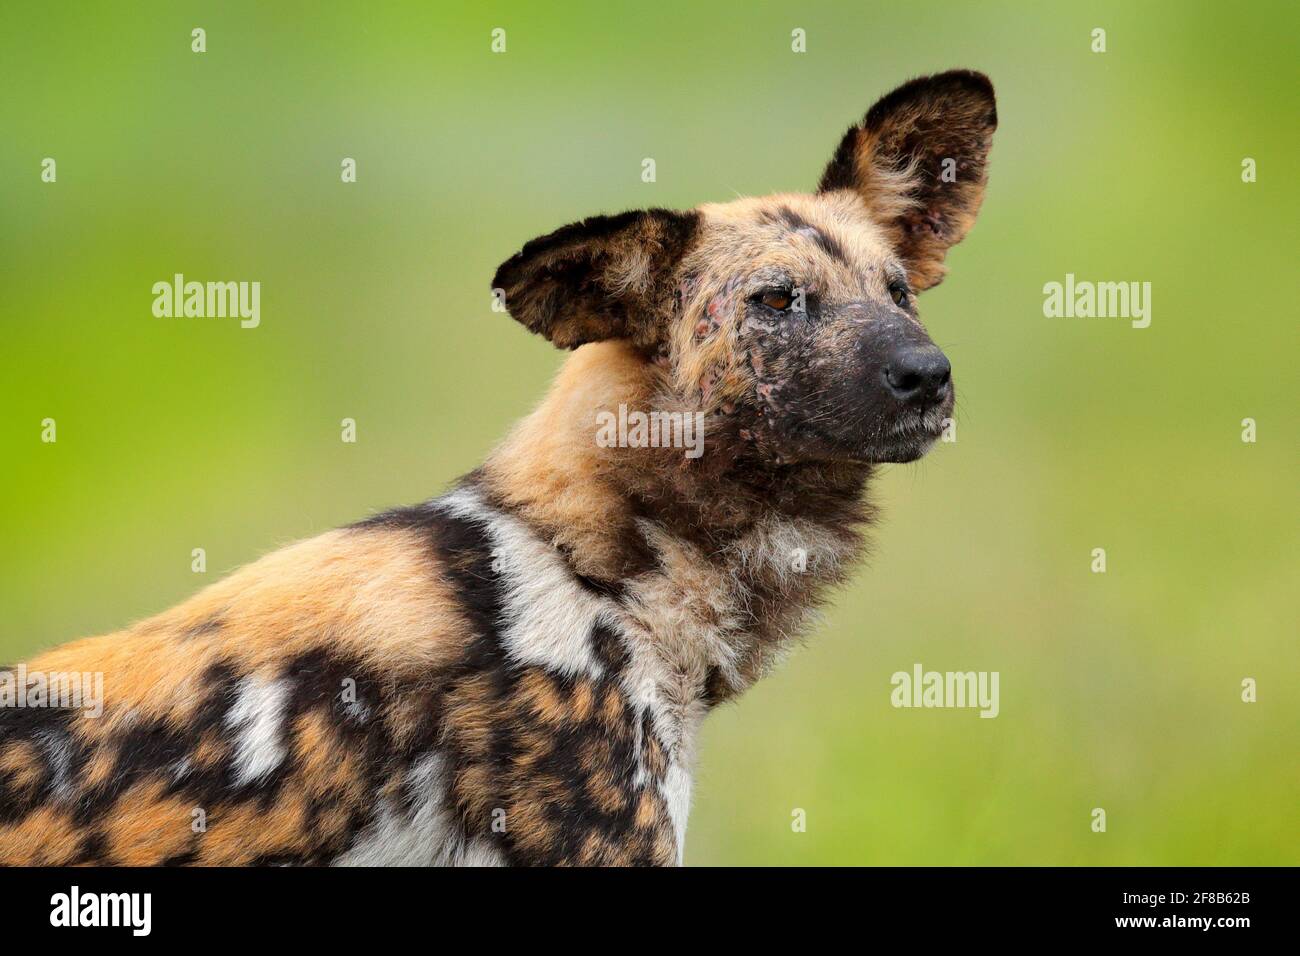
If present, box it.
[23,526,469,730]
[101,780,195,865]
[0,805,82,865]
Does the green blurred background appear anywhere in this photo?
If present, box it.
[2,1,1296,865]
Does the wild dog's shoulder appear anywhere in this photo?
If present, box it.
[24,517,470,690]
[0,498,487,865]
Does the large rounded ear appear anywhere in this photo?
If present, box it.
[819,70,996,292]
[491,208,700,350]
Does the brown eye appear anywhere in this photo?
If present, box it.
[889,280,910,308]
[759,289,793,311]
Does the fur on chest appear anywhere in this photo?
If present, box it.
[401,479,865,865]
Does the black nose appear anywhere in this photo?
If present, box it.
[883,346,952,404]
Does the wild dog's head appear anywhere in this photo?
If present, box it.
[492,70,996,465]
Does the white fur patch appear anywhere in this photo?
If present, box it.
[35,729,76,803]
[225,676,291,786]
[332,751,504,867]
[439,487,613,680]
[660,762,693,866]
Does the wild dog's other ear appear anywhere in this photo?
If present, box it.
[491,208,700,350]
[819,70,996,291]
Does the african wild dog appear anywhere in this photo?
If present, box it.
[0,71,996,865]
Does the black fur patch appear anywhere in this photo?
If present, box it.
[490,208,701,349]
[762,205,848,264]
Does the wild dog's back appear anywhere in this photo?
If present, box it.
[0,520,463,863]
[0,493,681,866]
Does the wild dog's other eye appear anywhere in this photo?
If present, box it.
[757,288,794,311]
[889,280,910,308]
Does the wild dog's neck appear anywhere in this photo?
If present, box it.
[479,341,875,589]
[478,341,877,703]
